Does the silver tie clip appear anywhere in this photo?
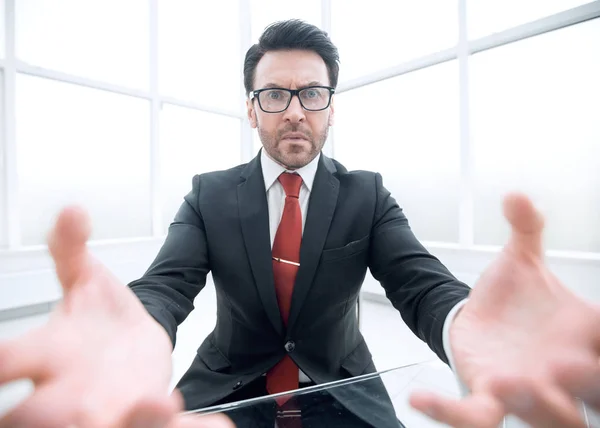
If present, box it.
[272,257,300,267]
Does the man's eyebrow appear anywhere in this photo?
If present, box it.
[261,82,284,89]
[303,81,325,87]
[259,81,326,89]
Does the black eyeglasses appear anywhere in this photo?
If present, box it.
[249,86,335,113]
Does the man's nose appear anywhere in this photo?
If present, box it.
[283,95,306,122]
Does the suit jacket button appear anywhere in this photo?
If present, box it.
[284,340,295,352]
[233,381,243,390]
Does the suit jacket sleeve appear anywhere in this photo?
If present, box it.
[368,173,471,364]
[128,174,210,348]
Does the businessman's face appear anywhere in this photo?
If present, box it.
[247,49,335,170]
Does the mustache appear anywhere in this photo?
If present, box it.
[277,125,312,140]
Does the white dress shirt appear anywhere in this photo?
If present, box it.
[260,148,465,387]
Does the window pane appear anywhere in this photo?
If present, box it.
[159,1,241,111]
[160,105,241,232]
[16,0,149,89]
[0,0,5,58]
[16,75,152,246]
[472,19,600,252]
[0,186,4,248]
[0,70,4,248]
[250,0,322,43]
[334,61,460,243]
[468,0,593,39]
[331,0,458,83]
[252,129,262,158]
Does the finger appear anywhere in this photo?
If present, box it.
[118,397,178,428]
[594,304,600,354]
[503,192,545,258]
[170,413,236,428]
[553,359,600,409]
[115,390,186,428]
[409,390,504,428]
[170,388,185,411]
[0,386,76,428]
[492,377,587,428]
[0,329,51,385]
[47,205,93,293]
[167,390,234,428]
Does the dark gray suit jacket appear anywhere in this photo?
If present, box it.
[128,151,471,427]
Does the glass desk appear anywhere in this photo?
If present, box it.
[188,360,599,428]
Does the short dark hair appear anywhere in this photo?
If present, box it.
[243,19,340,96]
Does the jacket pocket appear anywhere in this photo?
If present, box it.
[197,337,231,372]
[321,235,370,263]
[339,339,373,377]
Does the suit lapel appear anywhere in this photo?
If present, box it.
[238,155,284,337]
[287,155,339,331]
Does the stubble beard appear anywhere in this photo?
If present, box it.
[258,121,329,170]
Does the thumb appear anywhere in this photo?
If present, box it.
[47,205,92,292]
[503,192,545,258]
[118,396,178,428]
[172,414,236,428]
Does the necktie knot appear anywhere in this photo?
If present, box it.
[278,172,302,198]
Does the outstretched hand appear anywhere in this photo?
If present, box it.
[410,193,600,427]
[0,207,232,428]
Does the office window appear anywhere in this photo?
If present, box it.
[0,181,4,246]
[471,19,600,252]
[334,61,460,243]
[16,75,152,246]
[0,194,4,248]
[160,104,241,232]
[0,71,4,248]
[16,0,149,89]
[468,0,593,39]
[250,0,322,43]
[331,0,458,83]
[252,129,260,157]
[159,1,241,111]
[0,0,5,58]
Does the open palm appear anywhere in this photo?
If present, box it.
[411,194,600,427]
[0,207,231,428]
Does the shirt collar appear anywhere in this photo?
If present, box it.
[261,148,320,193]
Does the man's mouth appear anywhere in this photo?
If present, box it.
[281,132,308,141]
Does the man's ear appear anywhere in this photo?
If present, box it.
[246,98,257,129]
[328,96,335,126]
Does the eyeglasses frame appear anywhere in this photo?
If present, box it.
[249,85,335,113]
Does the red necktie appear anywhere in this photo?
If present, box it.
[266,172,303,408]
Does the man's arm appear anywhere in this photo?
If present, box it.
[128,174,210,348]
[368,172,470,364]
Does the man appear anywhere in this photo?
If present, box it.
[126,18,469,427]
[0,19,599,428]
